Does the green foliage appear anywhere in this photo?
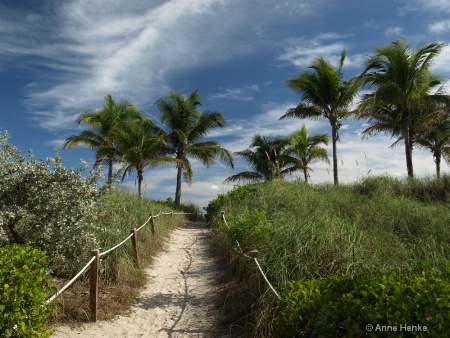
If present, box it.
[351,174,450,203]
[0,244,55,338]
[209,177,450,336]
[179,201,202,221]
[226,208,273,246]
[276,264,450,337]
[165,197,175,208]
[0,131,103,277]
[204,182,261,223]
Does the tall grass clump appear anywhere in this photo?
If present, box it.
[207,176,450,337]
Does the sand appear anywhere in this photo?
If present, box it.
[51,222,228,338]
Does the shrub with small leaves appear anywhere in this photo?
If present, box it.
[276,263,450,337]
[0,244,55,338]
[0,130,104,276]
[226,207,273,247]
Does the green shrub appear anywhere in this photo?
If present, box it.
[0,244,55,338]
[226,207,273,246]
[0,130,104,277]
[204,183,261,222]
[276,264,450,337]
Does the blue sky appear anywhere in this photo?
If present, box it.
[1,0,450,209]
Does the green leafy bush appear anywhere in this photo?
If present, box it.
[276,264,450,337]
[204,182,261,222]
[0,244,55,338]
[0,130,103,276]
[226,207,273,246]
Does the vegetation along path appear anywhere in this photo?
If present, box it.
[52,222,230,338]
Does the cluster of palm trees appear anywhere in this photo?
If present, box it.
[64,91,234,205]
[224,126,330,184]
[65,39,450,201]
[229,39,450,185]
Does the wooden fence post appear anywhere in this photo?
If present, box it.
[90,249,99,323]
[171,210,174,218]
[150,212,155,235]
[130,228,140,269]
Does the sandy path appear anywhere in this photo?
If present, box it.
[52,222,227,338]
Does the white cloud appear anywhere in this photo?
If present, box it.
[431,45,450,78]
[398,0,450,14]
[0,0,330,132]
[209,85,260,101]
[275,34,364,71]
[428,20,450,34]
[385,26,403,37]
[276,38,346,68]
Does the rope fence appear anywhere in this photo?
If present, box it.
[43,209,199,322]
[220,211,281,300]
[43,256,96,306]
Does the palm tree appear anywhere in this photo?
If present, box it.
[358,38,447,177]
[284,124,330,183]
[155,90,234,206]
[280,50,358,185]
[63,94,142,183]
[224,134,289,183]
[414,110,450,178]
[99,118,172,197]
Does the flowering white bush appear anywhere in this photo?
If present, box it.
[0,130,104,276]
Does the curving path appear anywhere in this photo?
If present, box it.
[52,222,230,338]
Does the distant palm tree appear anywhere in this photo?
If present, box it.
[63,94,142,183]
[99,118,172,197]
[281,50,358,185]
[358,38,447,177]
[224,134,289,183]
[414,110,450,178]
[284,124,330,183]
[155,90,234,206]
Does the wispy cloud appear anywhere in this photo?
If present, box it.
[1,0,328,132]
[398,0,450,14]
[428,20,450,34]
[275,34,364,71]
[209,85,260,101]
[276,37,346,68]
[385,26,403,37]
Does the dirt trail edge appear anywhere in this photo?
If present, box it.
[52,222,231,338]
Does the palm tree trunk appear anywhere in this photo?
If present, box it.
[175,166,182,206]
[303,168,308,183]
[331,124,339,185]
[435,151,441,179]
[137,169,143,197]
[108,153,114,185]
[403,123,414,177]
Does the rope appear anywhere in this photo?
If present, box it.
[99,233,133,257]
[43,209,195,305]
[221,211,281,300]
[136,214,153,232]
[44,256,96,306]
[253,257,281,300]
